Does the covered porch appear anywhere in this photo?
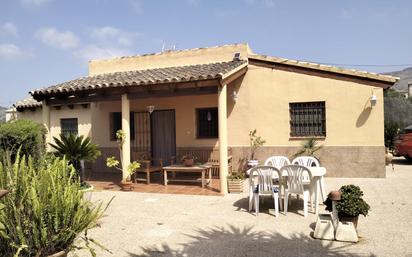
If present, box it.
[32,59,248,194]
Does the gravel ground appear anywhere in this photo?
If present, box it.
[73,158,412,257]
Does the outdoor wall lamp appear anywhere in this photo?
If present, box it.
[232,90,238,102]
[370,95,377,106]
[146,105,155,114]
[370,88,379,107]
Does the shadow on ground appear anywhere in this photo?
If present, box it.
[233,195,323,218]
[126,225,375,257]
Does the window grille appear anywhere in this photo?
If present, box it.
[289,102,326,137]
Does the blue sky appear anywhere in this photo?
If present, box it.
[0,0,411,106]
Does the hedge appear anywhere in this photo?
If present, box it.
[0,119,46,159]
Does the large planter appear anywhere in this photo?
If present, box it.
[339,214,359,229]
[80,185,94,201]
[385,151,393,165]
[228,179,245,193]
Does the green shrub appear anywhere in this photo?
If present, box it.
[227,171,245,180]
[0,119,46,160]
[0,155,109,256]
[324,185,370,217]
[384,121,400,150]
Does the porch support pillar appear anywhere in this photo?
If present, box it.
[42,100,51,151]
[121,93,131,181]
[218,83,228,194]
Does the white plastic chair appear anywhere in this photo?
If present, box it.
[291,156,325,204]
[264,156,291,169]
[291,156,320,167]
[281,165,313,218]
[248,166,281,217]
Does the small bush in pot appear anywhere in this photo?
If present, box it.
[227,171,246,193]
[324,184,370,228]
[106,130,140,190]
[248,129,266,167]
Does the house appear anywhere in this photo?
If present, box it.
[13,43,398,193]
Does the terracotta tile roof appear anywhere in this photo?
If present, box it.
[14,95,42,109]
[249,54,399,84]
[31,60,247,97]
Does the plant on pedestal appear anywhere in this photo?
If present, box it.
[106,130,140,191]
[324,184,370,228]
[248,129,266,167]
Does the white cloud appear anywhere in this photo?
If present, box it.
[73,44,132,62]
[0,43,29,59]
[20,0,52,7]
[91,26,136,47]
[35,27,80,50]
[0,22,18,37]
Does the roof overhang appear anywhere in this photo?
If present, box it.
[249,54,398,89]
[28,60,248,106]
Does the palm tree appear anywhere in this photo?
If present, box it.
[292,137,323,159]
[50,134,101,180]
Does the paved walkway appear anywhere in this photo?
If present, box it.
[74,159,412,257]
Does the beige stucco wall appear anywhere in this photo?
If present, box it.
[49,105,92,142]
[15,107,43,123]
[226,64,384,147]
[89,43,251,75]
[92,95,219,148]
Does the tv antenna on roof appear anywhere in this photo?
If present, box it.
[161,42,177,52]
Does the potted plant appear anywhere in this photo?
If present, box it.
[324,184,370,228]
[292,137,323,159]
[106,130,140,191]
[248,129,266,167]
[227,171,246,193]
[181,154,197,167]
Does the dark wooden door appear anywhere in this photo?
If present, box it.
[151,110,176,166]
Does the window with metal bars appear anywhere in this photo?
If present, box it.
[60,118,78,136]
[110,112,135,141]
[196,107,218,138]
[289,101,326,137]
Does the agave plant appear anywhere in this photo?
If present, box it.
[50,134,101,180]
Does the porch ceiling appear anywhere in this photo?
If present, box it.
[30,60,247,103]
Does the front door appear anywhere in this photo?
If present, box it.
[150,110,176,166]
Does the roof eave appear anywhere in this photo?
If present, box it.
[248,54,399,85]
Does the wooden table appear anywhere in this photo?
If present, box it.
[162,164,212,188]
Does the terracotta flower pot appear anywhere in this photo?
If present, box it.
[183,158,194,167]
[120,181,134,191]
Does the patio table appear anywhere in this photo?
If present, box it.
[162,164,212,188]
[247,166,327,214]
